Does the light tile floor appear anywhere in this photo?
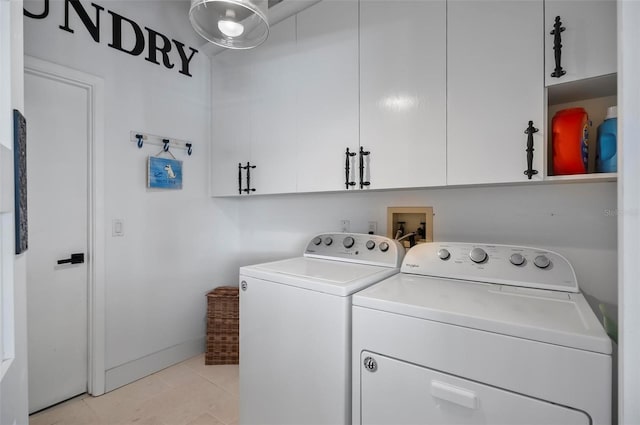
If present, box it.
[29,354,239,425]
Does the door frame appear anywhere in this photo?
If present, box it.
[619,1,640,422]
[24,56,105,396]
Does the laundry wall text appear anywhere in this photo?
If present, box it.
[24,0,200,77]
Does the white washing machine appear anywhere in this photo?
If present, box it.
[352,242,612,425]
[239,233,405,425]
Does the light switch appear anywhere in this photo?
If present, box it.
[112,219,124,237]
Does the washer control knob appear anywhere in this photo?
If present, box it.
[534,255,551,269]
[366,240,376,250]
[312,237,322,246]
[469,247,487,264]
[343,236,355,248]
[510,253,525,266]
[379,241,390,252]
[324,237,333,246]
[437,249,451,260]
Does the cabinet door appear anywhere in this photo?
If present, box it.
[360,0,446,190]
[211,50,252,196]
[248,16,297,195]
[295,0,359,193]
[447,0,544,185]
[545,0,617,86]
[211,17,297,196]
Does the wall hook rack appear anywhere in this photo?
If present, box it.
[130,131,194,156]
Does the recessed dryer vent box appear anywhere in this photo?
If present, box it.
[387,207,434,248]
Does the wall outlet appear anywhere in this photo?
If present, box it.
[112,219,124,237]
[340,219,350,233]
[368,221,377,235]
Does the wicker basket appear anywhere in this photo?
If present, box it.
[205,286,239,365]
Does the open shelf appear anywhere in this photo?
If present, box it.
[548,73,617,106]
[544,172,616,183]
[546,73,617,180]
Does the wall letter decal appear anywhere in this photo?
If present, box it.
[30,0,199,77]
[24,0,50,19]
[59,0,104,43]
[172,40,199,78]
[108,10,145,56]
[145,27,175,70]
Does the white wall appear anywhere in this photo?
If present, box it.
[232,182,618,312]
[23,0,238,391]
[0,1,29,424]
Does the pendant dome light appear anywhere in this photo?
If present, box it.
[189,0,269,49]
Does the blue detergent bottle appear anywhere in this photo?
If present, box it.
[596,106,617,173]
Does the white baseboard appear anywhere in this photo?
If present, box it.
[104,337,204,392]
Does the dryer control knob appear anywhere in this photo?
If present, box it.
[469,247,487,263]
[379,242,389,252]
[343,236,355,248]
[312,237,322,246]
[534,255,551,269]
[510,253,525,266]
[366,240,376,250]
[324,237,333,246]
[437,249,451,260]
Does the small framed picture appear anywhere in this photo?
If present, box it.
[148,156,183,190]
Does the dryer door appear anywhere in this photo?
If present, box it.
[359,351,590,425]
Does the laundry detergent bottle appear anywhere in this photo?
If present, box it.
[596,106,617,173]
[552,108,590,175]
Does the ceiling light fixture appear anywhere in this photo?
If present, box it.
[189,0,269,50]
[218,11,245,37]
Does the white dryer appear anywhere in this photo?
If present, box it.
[239,233,404,425]
[352,242,612,425]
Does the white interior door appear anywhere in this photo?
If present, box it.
[25,70,89,413]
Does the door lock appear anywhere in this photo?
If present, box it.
[57,253,85,265]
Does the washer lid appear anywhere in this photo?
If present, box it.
[353,274,612,354]
[240,257,400,296]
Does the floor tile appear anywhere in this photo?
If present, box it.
[155,363,213,389]
[183,355,239,396]
[186,413,226,425]
[29,397,104,425]
[30,354,239,425]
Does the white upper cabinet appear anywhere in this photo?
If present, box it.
[247,16,297,195]
[447,0,544,185]
[544,0,617,87]
[295,0,359,193]
[359,0,447,190]
[211,49,252,196]
[211,16,297,196]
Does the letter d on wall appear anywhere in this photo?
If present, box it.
[108,10,144,56]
